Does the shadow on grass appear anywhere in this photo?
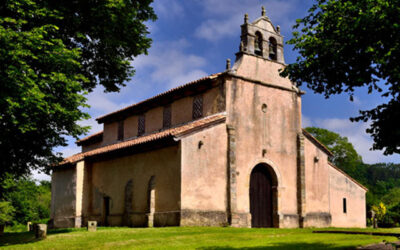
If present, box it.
[0,232,40,247]
[0,228,84,247]
[197,242,351,250]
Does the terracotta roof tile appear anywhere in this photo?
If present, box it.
[96,72,223,123]
[59,113,226,166]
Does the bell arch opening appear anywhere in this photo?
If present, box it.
[249,163,279,228]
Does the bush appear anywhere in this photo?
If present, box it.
[0,201,15,225]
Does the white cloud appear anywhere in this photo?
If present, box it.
[195,15,242,42]
[308,117,400,164]
[132,39,208,89]
[195,0,299,42]
[153,0,184,19]
[302,115,312,128]
[32,169,51,181]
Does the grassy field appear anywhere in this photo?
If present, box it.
[1,226,399,249]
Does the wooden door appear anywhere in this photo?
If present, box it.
[250,166,273,227]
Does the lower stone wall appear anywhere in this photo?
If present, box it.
[303,212,332,228]
[279,214,300,228]
[52,217,76,229]
[231,212,251,228]
[180,210,228,227]
[82,212,181,228]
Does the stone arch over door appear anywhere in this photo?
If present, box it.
[249,163,279,228]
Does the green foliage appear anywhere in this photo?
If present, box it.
[0,202,15,225]
[372,202,387,222]
[305,127,362,176]
[282,0,400,155]
[1,175,51,224]
[0,0,156,182]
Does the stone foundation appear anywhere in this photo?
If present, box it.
[180,209,228,226]
[279,214,300,228]
[231,212,251,228]
[303,212,332,228]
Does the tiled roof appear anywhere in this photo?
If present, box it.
[58,113,226,166]
[302,129,333,157]
[328,162,368,191]
[96,72,224,123]
[76,131,103,146]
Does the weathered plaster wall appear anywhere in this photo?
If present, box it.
[226,65,302,228]
[85,145,181,227]
[145,106,163,133]
[124,115,138,139]
[329,165,366,228]
[180,123,228,226]
[102,122,118,145]
[303,138,331,227]
[51,167,77,228]
[233,54,292,90]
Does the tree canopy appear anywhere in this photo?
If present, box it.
[281,0,400,155]
[0,0,156,181]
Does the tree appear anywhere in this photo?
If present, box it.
[0,0,156,182]
[372,202,387,226]
[0,202,15,225]
[1,175,51,224]
[305,127,362,176]
[281,0,400,155]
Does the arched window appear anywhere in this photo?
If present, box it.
[254,32,263,56]
[268,37,277,60]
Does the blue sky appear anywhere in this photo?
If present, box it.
[35,0,399,180]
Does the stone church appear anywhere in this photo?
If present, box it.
[51,9,367,229]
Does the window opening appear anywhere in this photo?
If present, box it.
[192,95,203,120]
[117,120,124,141]
[138,114,145,136]
[163,105,172,128]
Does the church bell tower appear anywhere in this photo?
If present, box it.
[236,6,285,64]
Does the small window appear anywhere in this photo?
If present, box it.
[254,32,263,56]
[163,105,171,129]
[117,120,124,141]
[269,37,277,60]
[138,114,145,136]
[192,95,203,120]
[343,198,347,213]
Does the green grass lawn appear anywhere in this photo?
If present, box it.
[1,227,399,249]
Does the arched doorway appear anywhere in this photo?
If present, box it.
[250,164,277,227]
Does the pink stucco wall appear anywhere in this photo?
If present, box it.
[227,54,303,227]
[180,123,228,226]
[329,164,366,227]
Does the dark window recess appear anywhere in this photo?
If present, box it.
[138,114,145,136]
[163,105,172,128]
[117,120,124,141]
[192,95,203,120]
[343,198,347,213]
